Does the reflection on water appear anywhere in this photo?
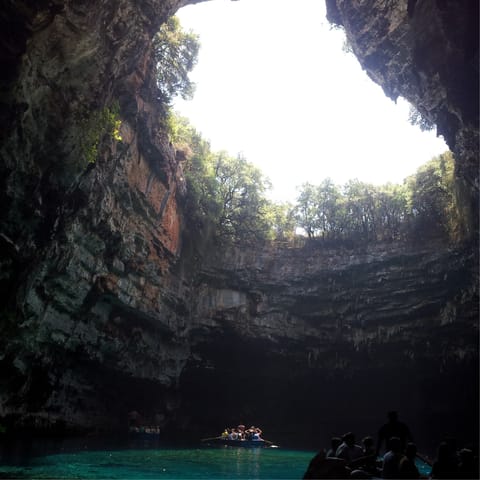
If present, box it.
[0,440,315,479]
[0,437,432,479]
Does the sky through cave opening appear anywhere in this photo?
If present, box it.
[173,0,448,203]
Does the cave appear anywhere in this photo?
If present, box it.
[0,0,478,457]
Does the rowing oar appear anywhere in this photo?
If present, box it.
[262,439,279,448]
[201,436,222,442]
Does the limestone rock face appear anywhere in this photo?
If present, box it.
[0,0,477,448]
[0,0,190,430]
[326,0,479,230]
[181,241,477,446]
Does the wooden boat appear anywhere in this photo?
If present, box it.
[201,436,271,448]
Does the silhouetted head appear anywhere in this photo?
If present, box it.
[405,442,417,459]
[444,437,457,455]
[437,442,450,461]
[387,437,402,453]
[342,432,355,447]
[362,436,374,448]
[331,437,342,450]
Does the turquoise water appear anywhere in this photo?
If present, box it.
[0,446,316,479]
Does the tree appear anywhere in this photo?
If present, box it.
[408,103,436,132]
[375,183,408,241]
[404,151,459,241]
[268,202,296,241]
[295,183,319,239]
[343,179,378,242]
[213,153,272,243]
[154,16,200,104]
[315,178,343,239]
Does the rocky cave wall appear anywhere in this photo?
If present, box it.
[180,241,478,447]
[0,0,478,448]
[0,0,193,431]
[326,0,479,232]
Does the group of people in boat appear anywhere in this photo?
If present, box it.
[304,411,478,479]
[220,424,263,441]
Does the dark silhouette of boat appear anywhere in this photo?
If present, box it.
[201,436,273,448]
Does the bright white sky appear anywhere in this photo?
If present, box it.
[173,0,448,203]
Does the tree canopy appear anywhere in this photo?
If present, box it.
[155,17,463,249]
[168,111,462,248]
[293,151,461,245]
[154,16,200,104]
[168,113,275,245]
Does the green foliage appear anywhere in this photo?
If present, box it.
[80,103,122,166]
[294,152,460,245]
[169,113,273,245]
[408,103,436,132]
[404,151,459,241]
[154,16,200,104]
[213,152,272,242]
[169,112,460,248]
[268,202,296,241]
[295,182,318,239]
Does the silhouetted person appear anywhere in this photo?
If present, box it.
[457,448,478,479]
[430,441,458,479]
[358,436,380,476]
[376,411,413,455]
[443,437,459,467]
[398,442,420,479]
[361,436,375,457]
[335,432,363,464]
[303,450,350,479]
[326,437,342,458]
[381,436,403,479]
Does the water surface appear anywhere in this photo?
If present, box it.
[0,446,315,479]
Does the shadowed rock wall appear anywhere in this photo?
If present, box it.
[179,241,478,448]
[326,0,479,233]
[0,0,477,450]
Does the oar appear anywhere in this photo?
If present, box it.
[262,438,279,448]
[201,436,222,442]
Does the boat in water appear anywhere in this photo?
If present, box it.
[201,437,271,448]
[202,424,277,448]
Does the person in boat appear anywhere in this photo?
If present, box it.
[326,436,342,458]
[361,436,375,457]
[335,432,364,463]
[398,442,420,479]
[376,411,413,455]
[303,450,350,479]
[347,436,380,477]
[381,436,403,479]
[430,441,459,479]
[358,436,380,475]
[457,448,478,479]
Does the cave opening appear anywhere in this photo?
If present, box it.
[173,0,448,203]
